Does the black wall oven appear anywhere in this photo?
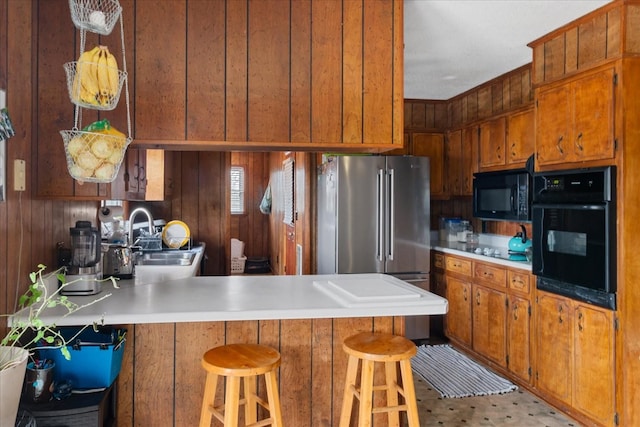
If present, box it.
[532,166,616,310]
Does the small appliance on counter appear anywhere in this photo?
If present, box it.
[61,221,102,295]
[102,244,134,279]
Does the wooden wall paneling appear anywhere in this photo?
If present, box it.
[311,1,342,143]
[280,319,313,425]
[363,0,395,146]
[332,317,374,425]
[116,323,134,426]
[290,0,311,143]
[577,13,608,70]
[532,44,545,85]
[625,4,640,53]
[491,82,503,114]
[248,0,290,142]
[186,0,225,141]
[197,152,228,275]
[607,7,622,58]
[408,102,426,128]
[564,27,578,75]
[544,35,566,82]
[134,323,176,425]
[226,0,248,142]
[134,0,186,140]
[174,322,225,426]
[311,318,334,426]
[449,98,462,129]
[343,0,364,144]
[258,320,281,420]
[34,0,77,197]
[476,86,491,120]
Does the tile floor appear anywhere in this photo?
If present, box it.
[413,373,579,426]
[410,336,579,426]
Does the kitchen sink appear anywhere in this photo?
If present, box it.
[134,250,197,266]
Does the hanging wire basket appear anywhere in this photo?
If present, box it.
[68,0,122,36]
[64,61,127,111]
[60,129,131,183]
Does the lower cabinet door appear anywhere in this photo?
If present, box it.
[472,284,507,366]
[445,276,472,347]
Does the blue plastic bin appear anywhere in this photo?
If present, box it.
[39,327,126,390]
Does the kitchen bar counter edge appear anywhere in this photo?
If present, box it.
[11,273,448,326]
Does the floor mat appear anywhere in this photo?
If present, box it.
[412,344,518,399]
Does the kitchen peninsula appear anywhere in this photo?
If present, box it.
[14,274,447,426]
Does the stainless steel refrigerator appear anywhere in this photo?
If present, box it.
[317,155,431,339]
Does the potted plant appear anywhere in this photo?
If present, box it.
[0,264,117,426]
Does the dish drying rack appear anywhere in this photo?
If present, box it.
[60,0,132,184]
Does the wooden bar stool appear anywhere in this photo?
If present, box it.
[199,343,283,427]
[339,332,420,427]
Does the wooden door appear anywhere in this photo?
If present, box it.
[507,108,535,165]
[461,126,477,195]
[536,291,573,405]
[536,84,572,166]
[573,303,616,426]
[507,294,531,383]
[445,276,472,346]
[571,68,615,163]
[472,284,507,366]
[412,133,445,197]
[446,130,462,195]
[479,117,506,169]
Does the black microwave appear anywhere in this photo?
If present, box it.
[473,169,531,222]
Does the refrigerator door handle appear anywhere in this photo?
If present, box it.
[377,169,384,262]
[388,168,395,260]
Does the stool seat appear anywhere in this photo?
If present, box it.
[202,344,281,376]
[343,332,417,362]
[199,343,283,427]
[339,332,420,427]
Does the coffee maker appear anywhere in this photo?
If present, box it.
[61,220,102,295]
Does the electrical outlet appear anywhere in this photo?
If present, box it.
[14,159,25,191]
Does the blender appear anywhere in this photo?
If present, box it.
[61,220,102,295]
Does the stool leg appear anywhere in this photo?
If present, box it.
[264,370,283,427]
[399,359,420,427]
[384,361,401,427]
[224,376,241,426]
[339,355,360,427]
[244,376,258,425]
[358,359,375,427]
[199,372,219,427]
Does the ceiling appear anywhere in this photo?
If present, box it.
[404,0,611,100]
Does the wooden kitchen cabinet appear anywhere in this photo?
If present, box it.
[536,67,615,166]
[445,255,473,346]
[472,283,507,365]
[412,133,445,197]
[479,117,507,169]
[446,276,472,347]
[431,252,447,337]
[506,108,535,166]
[507,293,532,383]
[535,290,616,426]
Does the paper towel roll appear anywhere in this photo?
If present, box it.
[98,206,124,223]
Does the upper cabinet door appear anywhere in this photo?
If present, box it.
[536,67,615,167]
[479,117,506,169]
[506,108,535,166]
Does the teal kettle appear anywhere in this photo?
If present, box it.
[508,224,532,253]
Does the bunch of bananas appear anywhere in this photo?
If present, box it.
[71,45,120,107]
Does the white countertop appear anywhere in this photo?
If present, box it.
[11,273,448,326]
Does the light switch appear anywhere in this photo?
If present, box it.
[14,159,25,191]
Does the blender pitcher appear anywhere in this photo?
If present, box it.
[63,221,102,295]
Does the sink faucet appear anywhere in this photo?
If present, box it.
[128,207,154,246]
